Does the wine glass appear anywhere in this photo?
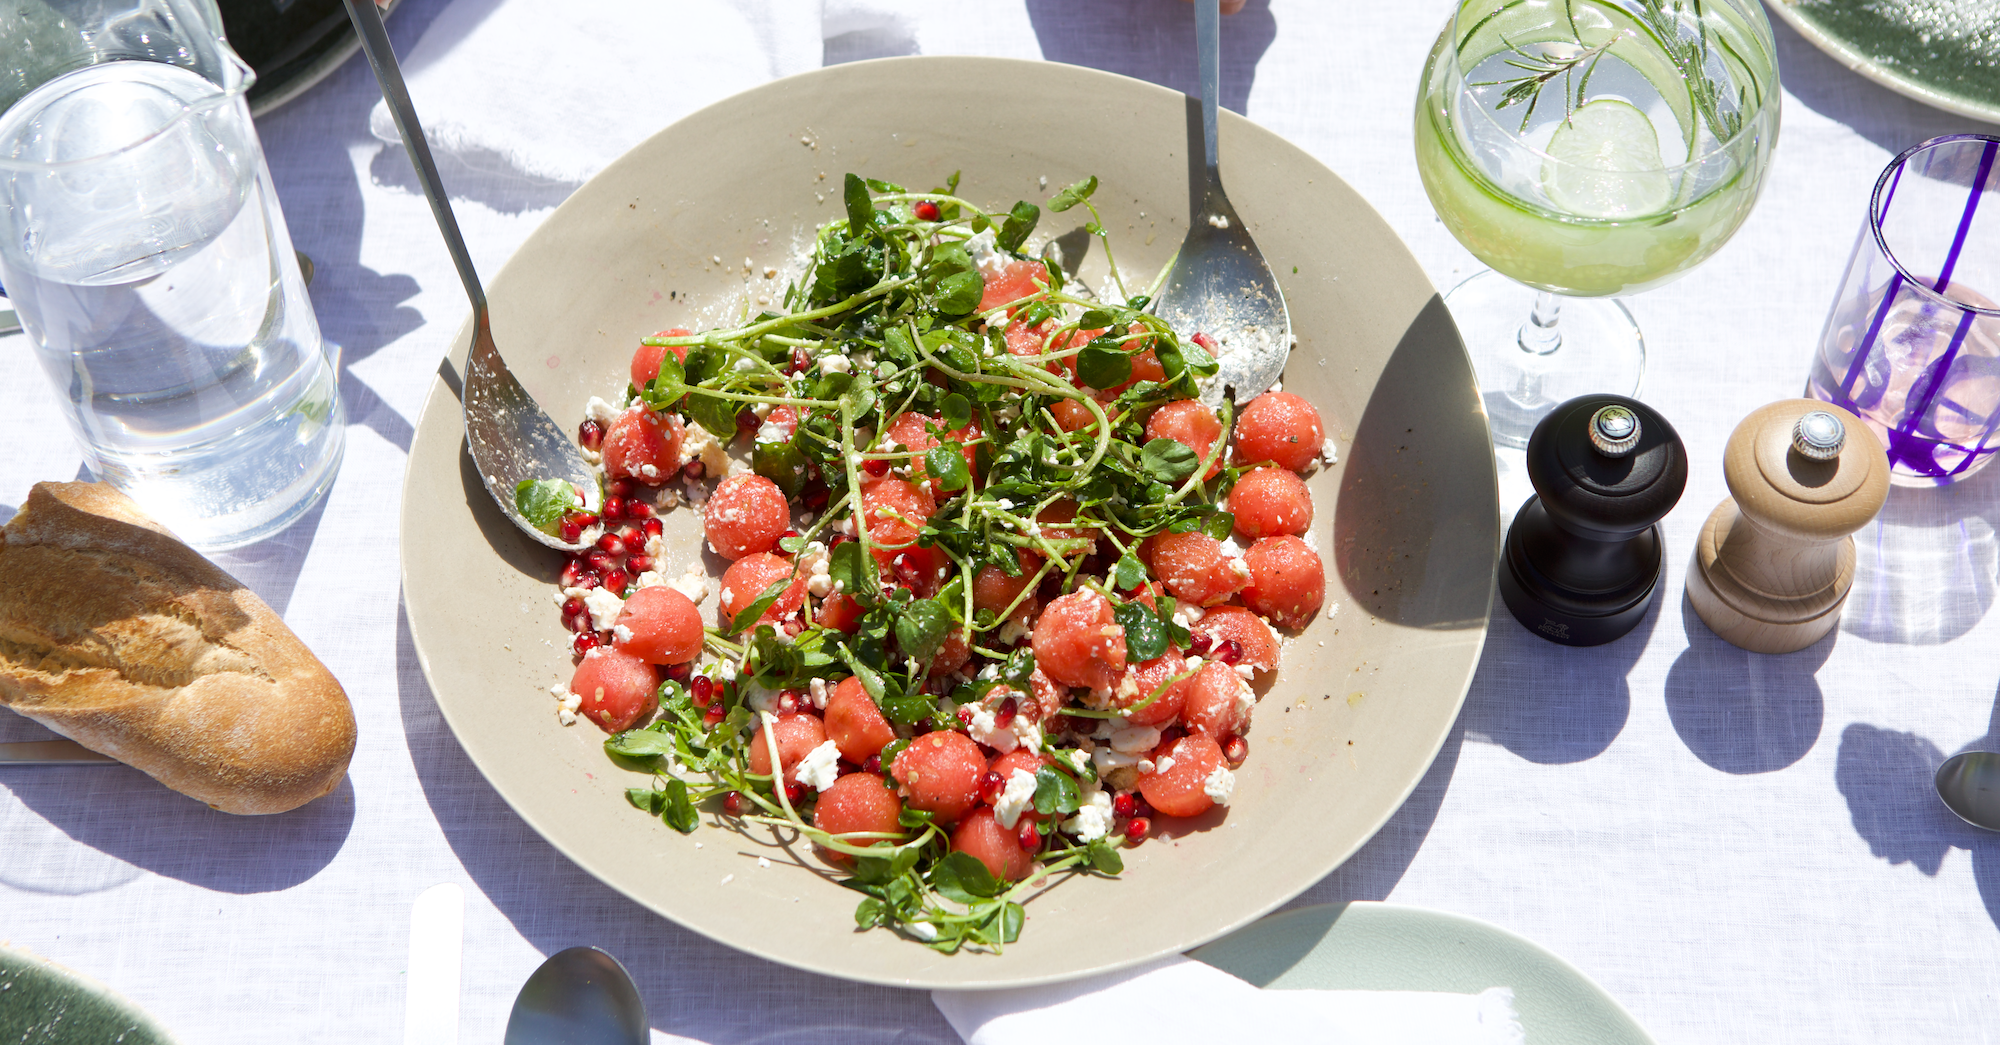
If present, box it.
[1416,0,1780,446]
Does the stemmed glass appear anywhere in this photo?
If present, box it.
[1416,0,1780,445]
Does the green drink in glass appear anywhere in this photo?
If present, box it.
[1416,0,1779,444]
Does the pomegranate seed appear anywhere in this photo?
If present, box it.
[596,533,626,556]
[602,568,631,594]
[777,529,800,543]
[574,511,601,528]
[571,569,602,592]
[585,549,614,572]
[689,675,714,708]
[619,523,644,542]
[626,499,654,519]
[573,632,600,655]
[601,496,626,521]
[782,618,805,638]
[560,560,588,587]
[625,554,653,574]
[791,347,812,374]
[665,662,692,683]
[1190,332,1219,355]
[827,532,853,549]
[979,771,1005,805]
[683,460,706,480]
[703,702,726,727]
[578,419,605,450]
[914,200,942,222]
[783,781,806,804]
[560,518,584,543]
[1187,631,1213,656]
[723,791,744,816]
[1158,726,1183,749]
[803,483,830,510]
[1223,735,1249,765]
[1017,822,1041,851]
[564,612,589,634]
[893,554,925,586]
[1113,791,1138,819]
[863,457,890,477]
[608,477,633,498]
[736,410,758,434]
[861,754,881,775]
[1126,817,1150,844]
[561,596,586,618]
[956,706,975,727]
[643,518,664,537]
[1215,639,1244,665]
[993,698,1017,729]
[777,690,803,716]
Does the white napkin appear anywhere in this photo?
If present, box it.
[367,0,928,186]
[932,955,1525,1045]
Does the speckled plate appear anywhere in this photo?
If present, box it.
[1192,903,1655,1044]
[1771,0,2000,124]
[399,55,1499,989]
[0,945,179,1045]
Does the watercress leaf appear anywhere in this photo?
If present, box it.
[889,845,921,877]
[1031,765,1081,816]
[606,727,677,759]
[1047,175,1098,213]
[1113,600,1168,662]
[1139,438,1200,484]
[513,478,579,536]
[828,540,874,604]
[998,901,1025,943]
[932,270,984,316]
[863,177,907,194]
[933,850,1002,903]
[1177,332,1219,375]
[1087,839,1125,874]
[684,390,741,449]
[923,445,971,493]
[895,598,951,665]
[753,439,809,498]
[995,200,1040,254]
[843,172,875,235]
[1076,342,1132,391]
[660,778,699,834]
[939,392,973,431]
[1076,309,1116,330]
[855,897,888,929]
[637,351,688,411]
[1003,647,1035,686]
[1202,511,1236,541]
[729,576,793,634]
[1113,551,1147,592]
[625,787,661,813]
[1157,595,1192,648]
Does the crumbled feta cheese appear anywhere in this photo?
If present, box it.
[1218,535,1246,558]
[758,855,773,868]
[1233,673,1256,727]
[1092,746,1141,775]
[638,463,659,480]
[797,740,842,792]
[1011,716,1044,755]
[997,614,1030,646]
[669,565,708,604]
[612,624,634,644]
[585,396,622,427]
[1321,437,1339,465]
[808,677,830,710]
[820,352,851,373]
[731,356,757,372]
[1062,787,1115,841]
[1227,558,1252,581]
[1326,601,1340,620]
[746,683,779,714]
[557,708,578,726]
[1204,765,1236,806]
[1156,755,1177,774]
[1207,213,1231,229]
[1235,663,1256,680]
[1180,602,1205,623]
[967,704,1018,755]
[1110,724,1161,754]
[907,922,939,941]
[680,420,731,477]
[582,588,625,632]
[993,768,1039,829]
[718,587,734,605]
[1051,747,1092,778]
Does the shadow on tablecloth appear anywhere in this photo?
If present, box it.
[1664,593,1829,775]
[1835,684,2000,930]
[392,603,960,1045]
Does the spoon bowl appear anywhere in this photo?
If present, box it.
[342,0,598,552]
[1935,751,2000,831]
[1152,0,1292,408]
[503,947,649,1045]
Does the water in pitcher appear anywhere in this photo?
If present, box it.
[0,60,343,548]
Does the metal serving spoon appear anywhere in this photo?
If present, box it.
[341,0,599,552]
[1936,751,2000,831]
[503,947,648,1045]
[1152,0,1292,409]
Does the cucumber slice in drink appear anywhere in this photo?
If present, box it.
[1543,99,1672,218]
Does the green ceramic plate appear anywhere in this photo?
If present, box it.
[0,945,178,1045]
[1189,902,1655,1045]
[1771,0,2000,124]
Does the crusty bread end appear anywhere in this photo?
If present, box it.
[0,482,356,814]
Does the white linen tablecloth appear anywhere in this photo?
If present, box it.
[4,1,2000,1042]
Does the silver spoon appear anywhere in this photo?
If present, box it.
[1936,751,2000,831]
[1152,0,1292,409]
[341,0,599,552]
[503,947,648,1045]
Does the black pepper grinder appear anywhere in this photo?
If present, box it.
[1498,394,1687,646]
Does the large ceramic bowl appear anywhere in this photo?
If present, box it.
[400,55,1498,989]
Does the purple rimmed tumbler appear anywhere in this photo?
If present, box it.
[1808,134,2000,486]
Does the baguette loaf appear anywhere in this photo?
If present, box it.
[0,482,355,814]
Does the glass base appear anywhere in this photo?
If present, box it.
[1445,270,1645,448]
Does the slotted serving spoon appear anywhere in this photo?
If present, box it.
[341,0,598,552]
[1153,0,1293,408]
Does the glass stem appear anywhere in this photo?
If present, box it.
[1517,291,1564,357]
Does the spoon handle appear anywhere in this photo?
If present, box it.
[1195,0,1221,186]
[341,0,489,322]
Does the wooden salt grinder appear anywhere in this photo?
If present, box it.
[1685,399,1889,654]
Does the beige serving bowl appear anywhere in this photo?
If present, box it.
[399,56,1498,989]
